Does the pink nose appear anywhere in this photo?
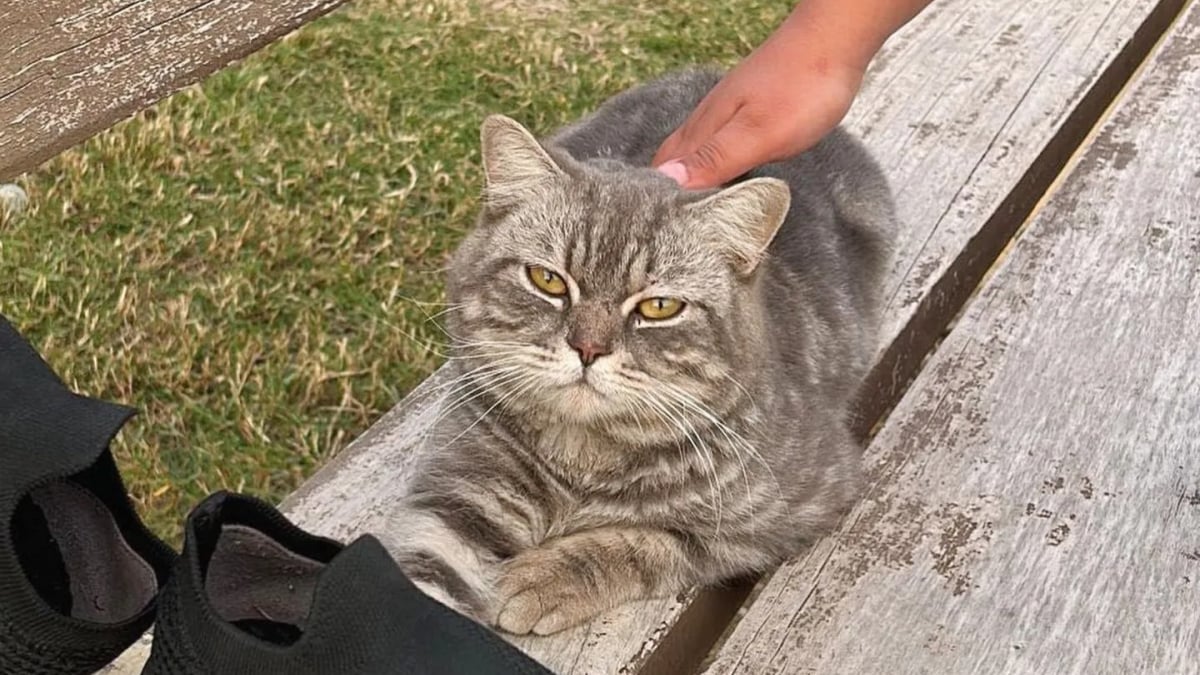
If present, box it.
[568,337,611,367]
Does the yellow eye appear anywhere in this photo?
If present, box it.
[527,265,568,296]
[637,297,685,320]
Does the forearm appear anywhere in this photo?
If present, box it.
[767,0,933,72]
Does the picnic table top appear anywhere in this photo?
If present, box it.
[4,0,1194,673]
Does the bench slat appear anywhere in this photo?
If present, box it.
[0,0,348,180]
[704,2,1200,672]
[274,2,1188,674]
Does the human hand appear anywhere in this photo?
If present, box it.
[653,0,933,190]
[652,45,862,190]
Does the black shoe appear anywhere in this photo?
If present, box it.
[0,314,176,674]
[145,492,554,675]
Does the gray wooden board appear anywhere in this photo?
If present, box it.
[0,0,348,181]
[104,0,1191,673]
[704,2,1200,673]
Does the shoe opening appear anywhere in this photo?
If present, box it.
[205,523,327,646]
[11,478,157,624]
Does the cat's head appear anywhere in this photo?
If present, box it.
[444,115,790,433]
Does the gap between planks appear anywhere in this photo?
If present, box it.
[853,0,1190,442]
[972,0,1197,308]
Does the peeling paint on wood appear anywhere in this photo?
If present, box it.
[0,0,349,180]
[704,3,1200,672]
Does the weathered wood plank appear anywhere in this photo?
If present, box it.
[104,0,1190,672]
[704,2,1200,672]
[0,0,348,181]
[852,0,1187,431]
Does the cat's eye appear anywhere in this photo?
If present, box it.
[637,297,685,320]
[527,265,568,296]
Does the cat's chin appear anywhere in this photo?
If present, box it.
[543,381,618,425]
[562,380,605,406]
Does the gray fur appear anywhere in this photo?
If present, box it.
[382,69,896,635]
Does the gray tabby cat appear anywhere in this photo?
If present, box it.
[383,69,895,636]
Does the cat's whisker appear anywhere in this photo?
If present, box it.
[641,389,725,533]
[664,390,755,457]
[403,302,527,348]
[381,314,532,369]
[432,365,530,416]
[721,372,759,412]
[626,391,690,495]
[395,296,471,339]
[440,349,530,363]
[406,358,529,404]
[416,366,532,442]
[393,292,458,308]
[449,338,532,352]
[656,387,757,521]
[661,384,771,465]
[424,318,471,345]
[375,317,456,360]
[657,383,782,504]
[426,303,468,321]
[436,372,542,452]
[623,392,651,438]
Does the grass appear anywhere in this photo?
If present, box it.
[0,0,790,542]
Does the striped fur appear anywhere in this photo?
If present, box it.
[381,70,896,635]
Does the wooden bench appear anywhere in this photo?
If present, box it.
[4,0,1193,671]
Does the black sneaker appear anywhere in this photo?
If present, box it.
[145,492,554,675]
[0,314,176,674]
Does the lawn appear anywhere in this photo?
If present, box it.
[0,0,789,542]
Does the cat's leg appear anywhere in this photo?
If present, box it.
[494,526,698,635]
[382,505,503,619]
[381,485,546,622]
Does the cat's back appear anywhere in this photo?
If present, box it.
[756,125,896,325]
[549,69,723,166]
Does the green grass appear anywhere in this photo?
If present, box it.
[0,0,789,542]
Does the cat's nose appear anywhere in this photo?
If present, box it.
[568,336,611,367]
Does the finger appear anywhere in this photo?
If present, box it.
[671,110,775,189]
[651,87,741,168]
[651,127,687,169]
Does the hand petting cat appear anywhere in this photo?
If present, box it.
[653,0,933,190]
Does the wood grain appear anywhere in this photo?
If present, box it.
[103,0,1190,672]
[850,0,1187,433]
[0,0,348,181]
[704,1,1200,672]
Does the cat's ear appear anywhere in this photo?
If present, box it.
[686,177,791,275]
[480,115,563,209]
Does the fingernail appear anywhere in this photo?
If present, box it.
[656,160,689,186]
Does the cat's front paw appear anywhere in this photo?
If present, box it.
[494,550,605,636]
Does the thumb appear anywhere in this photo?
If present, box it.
[658,117,767,190]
